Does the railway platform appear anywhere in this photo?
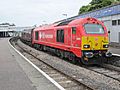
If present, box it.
[110,47,120,55]
[0,38,60,90]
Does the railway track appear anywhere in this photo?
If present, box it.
[10,38,92,90]
[106,55,120,67]
[84,64,120,83]
[10,37,120,90]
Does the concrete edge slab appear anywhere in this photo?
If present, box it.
[113,53,120,57]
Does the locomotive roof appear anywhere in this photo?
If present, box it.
[56,20,73,26]
[23,28,34,31]
[34,17,100,31]
[55,17,99,26]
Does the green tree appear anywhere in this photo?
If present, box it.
[78,0,120,14]
[90,0,102,5]
[79,5,89,14]
[102,0,113,7]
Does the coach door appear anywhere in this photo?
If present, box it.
[56,29,64,43]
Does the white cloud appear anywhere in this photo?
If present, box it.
[0,0,91,26]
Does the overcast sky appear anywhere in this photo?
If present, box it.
[0,0,91,26]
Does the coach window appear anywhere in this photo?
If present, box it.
[72,27,76,34]
[118,19,120,25]
[35,31,39,40]
[112,20,117,26]
[57,29,64,43]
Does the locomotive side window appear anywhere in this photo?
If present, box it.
[57,29,64,43]
[72,27,76,34]
[57,30,60,42]
[35,31,39,40]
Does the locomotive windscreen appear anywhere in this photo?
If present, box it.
[84,24,105,34]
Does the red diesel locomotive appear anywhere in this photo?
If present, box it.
[21,17,112,64]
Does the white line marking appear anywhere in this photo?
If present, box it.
[112,54,120,57]
[8,39,65,90]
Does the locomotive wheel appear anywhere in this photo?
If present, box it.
[81,57,90,65]
[71,57,77,64]
[75,57,83,65]
[56,50,64,59]
[33,44,37,49]
[43,46,47,51]
[55,50,59,57]
[39,45,43,51]
[68,53,77,64]
[59,50,64,59]
[80,57,103,65]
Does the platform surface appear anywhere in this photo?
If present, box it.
[0,38,59,90]
[109,47,120,55]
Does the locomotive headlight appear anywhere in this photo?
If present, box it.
[83,44,90,48]
[103,44,109,48]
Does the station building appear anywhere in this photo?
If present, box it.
[0,23,35,37]
[0,24,15,37]
[66,3,120,44]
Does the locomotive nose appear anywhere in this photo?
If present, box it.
[82,36,109,50]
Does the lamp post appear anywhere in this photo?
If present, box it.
[43,21,46,25]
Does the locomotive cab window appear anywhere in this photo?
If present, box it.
[57,29,64,43]
[72,27,76,34]
[35,31,39,40]
[84,24,104,34]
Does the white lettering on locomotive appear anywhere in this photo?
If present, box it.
[39,32,53,39]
